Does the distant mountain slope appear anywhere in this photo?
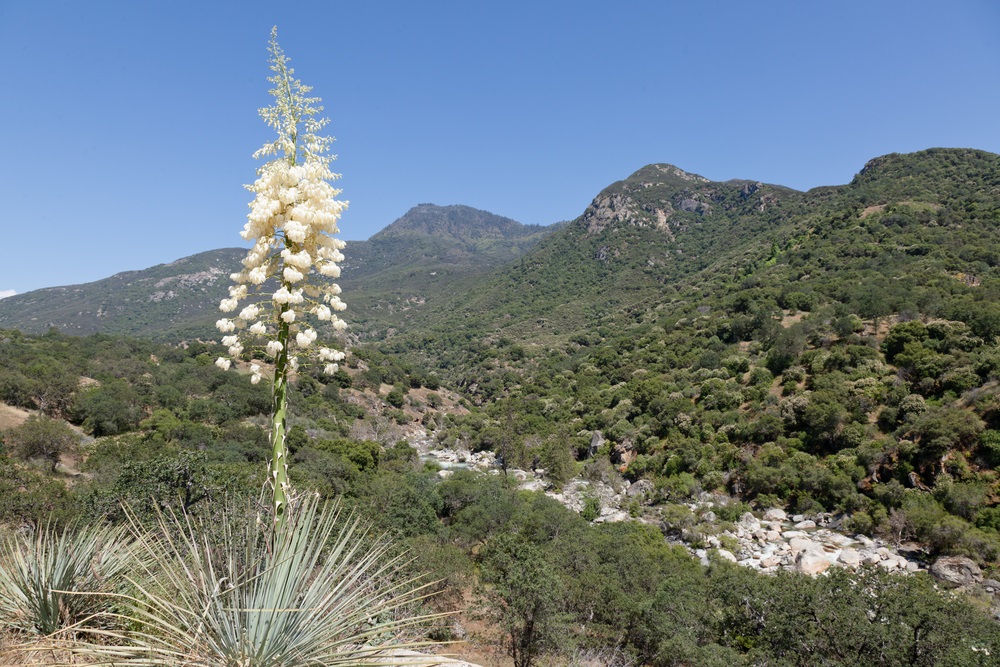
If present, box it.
[339,204,553,334]
[0,204,552,340]
[0,249,245,338]
[370,203,544,243]
[394,164,804,342]
[384,149,1000,378]
[4,150,998,348]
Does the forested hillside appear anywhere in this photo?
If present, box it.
[2,326,1000,665]
[4,148,1000,665]
[0,249,247,339]
[380,148,1000,565]
[337,204,554,337]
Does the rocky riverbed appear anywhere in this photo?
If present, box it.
[417,443,1000,608]
[418,444,923,573]
[693,508,920,575]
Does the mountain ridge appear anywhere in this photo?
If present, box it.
[3,148,999,344]
[0,248,246,338]
[373,147,1000,385]
[0,204,553,339]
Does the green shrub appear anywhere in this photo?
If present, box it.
[657,473,701,500]
[715,501,752,523]
[845,511,875,535]
[386,388,405,408]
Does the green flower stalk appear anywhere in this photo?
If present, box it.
[216,27,347,529]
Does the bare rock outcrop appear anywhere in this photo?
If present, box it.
[930,556,983,587]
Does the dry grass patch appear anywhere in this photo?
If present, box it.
[0,636,103,666]
[0,404,30,431]
[859,204,886,219]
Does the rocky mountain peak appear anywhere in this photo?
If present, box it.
[625,163,712,187]
[580,163,718,236]
[371,204,542,242]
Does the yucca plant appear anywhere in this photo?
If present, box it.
[0,521,135,636]
[70,494,443,666]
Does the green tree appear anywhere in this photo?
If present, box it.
[385,387,405,408]
[23,360,78,417]
[539,435,575,489]
[4,415,79,472]
[906,406,984,462]
[357,471,440,537]
[477,533,565,667]
[73,379,143,437]
[87,450,216,523]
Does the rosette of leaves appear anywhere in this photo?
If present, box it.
[66,496,442,666]
[0,521,136,636]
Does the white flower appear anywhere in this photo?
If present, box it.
[324,363,339,375]
[272,286,294,304]
[281,248,312,269]
[318,262,341,278]
[295,329,317,348]
[220,31,351,390]
[284,220,307,243]
[248,267,268,284]
[242,251,262,268]
[318,347,346,363]
[215,357,231,371]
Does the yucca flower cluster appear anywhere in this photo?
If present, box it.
[214,155,348,381]
[215,30,348,383]
[215,27,348,526]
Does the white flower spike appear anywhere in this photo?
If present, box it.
[214,27,349,528]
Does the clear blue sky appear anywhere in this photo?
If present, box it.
[2,1,999,295]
